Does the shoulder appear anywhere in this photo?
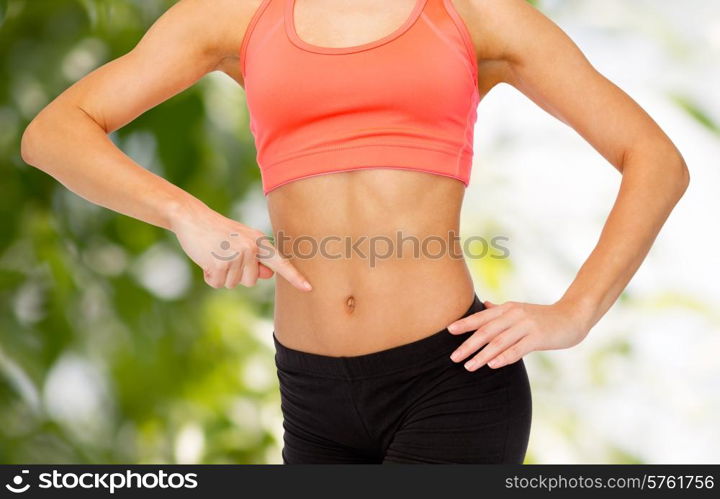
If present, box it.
[449,0,557,59]
[152,0,265,68]
[447,0,581,88]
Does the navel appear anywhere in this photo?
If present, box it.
[345,295,356,314]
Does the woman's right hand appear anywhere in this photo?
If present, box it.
[20,0,305,291]
[169,201,312,291]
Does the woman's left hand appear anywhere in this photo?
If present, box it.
[447,300,592,371]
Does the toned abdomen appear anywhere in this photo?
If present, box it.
[267,168,475,356]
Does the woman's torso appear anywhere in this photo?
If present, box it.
[269,169,474,356]
[245,0,480,355]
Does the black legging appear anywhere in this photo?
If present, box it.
[273,294,532,464]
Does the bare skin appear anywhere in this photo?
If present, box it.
[21,0,689,363]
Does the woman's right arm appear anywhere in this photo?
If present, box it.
[20,0,311,291]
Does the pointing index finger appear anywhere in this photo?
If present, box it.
[261,249,312,292]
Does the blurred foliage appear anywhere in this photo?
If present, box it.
[0,0,277,464]
[669,93,720,135]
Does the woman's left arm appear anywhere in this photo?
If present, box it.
[447,0,690,371]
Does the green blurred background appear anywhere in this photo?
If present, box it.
[1,0,719,464]
[1,0,279,464]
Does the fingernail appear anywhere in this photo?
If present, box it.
[488,359,497,368]
[447,324,457,333]
[450,351,460,362]
[464,360,475,371]
[303,281,312,291]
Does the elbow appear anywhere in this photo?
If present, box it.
[637,141,690,202]
[623,142,690,204]
[673,153,690,201]
[20,117,43,167]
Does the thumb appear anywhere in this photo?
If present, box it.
[258,263,274,279]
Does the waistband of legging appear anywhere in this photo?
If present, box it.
[272,294,485,379]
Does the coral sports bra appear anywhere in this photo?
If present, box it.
[239,0,480,195]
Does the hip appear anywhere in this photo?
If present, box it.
[273,294,533,463]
